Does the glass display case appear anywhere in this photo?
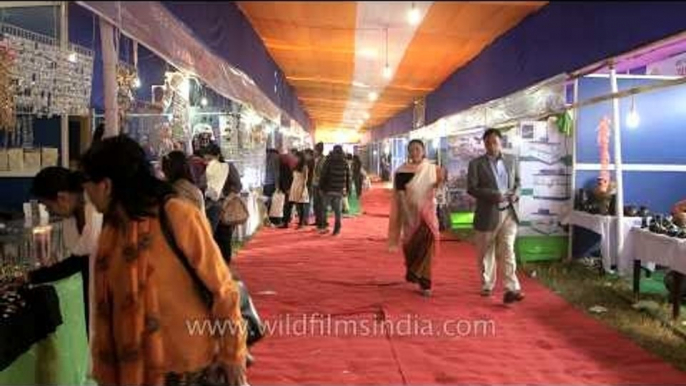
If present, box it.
[0,219,69,288]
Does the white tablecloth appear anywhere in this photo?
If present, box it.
[624,228,686,275]
[560,210,643,274]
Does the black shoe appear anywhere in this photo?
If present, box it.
[480,288,493,297]
[279,224,289,229]
[332,228,341,236]
[503,291,525,304]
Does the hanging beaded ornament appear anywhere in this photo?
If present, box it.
[0,38,17,132]
[117,64,137,131]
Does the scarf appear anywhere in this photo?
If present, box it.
[92,218,165,386]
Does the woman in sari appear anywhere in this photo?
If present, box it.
[388,140,445,297]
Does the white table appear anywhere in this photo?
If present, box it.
[625,228,686,319]
[560,210,643,273]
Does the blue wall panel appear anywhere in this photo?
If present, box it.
[576,77,686,165]
[575,76,686,213]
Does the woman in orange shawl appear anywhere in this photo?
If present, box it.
[388,139,445,297]
[80,135,247,386]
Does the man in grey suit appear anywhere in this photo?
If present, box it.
[467,128,524,304]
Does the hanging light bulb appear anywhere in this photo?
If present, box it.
[383,64,392,79]
[626,95,640,129]
[407,3,421,26]
[368,91,378,102]
[382,27,392,79]
[200,97,208,107]
[132,77,141,89]
[68,52,77,63]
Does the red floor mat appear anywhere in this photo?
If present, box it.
[236,185,686,385]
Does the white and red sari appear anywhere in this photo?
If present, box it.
[388,159,441,290]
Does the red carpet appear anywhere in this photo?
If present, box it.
[237,186,686,385]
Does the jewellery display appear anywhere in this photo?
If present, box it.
[0,220,68,291]
[1,23,93,117]
[117,63,137,132]
[0,37,17,132]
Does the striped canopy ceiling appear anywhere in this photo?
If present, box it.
[237,1,546,142]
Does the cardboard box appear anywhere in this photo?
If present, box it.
[41,147,59,167]
[8,148,23,171]
[24,148,41,171]
[0,149,8,171]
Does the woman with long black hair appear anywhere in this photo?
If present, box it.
[80,135,247,386]
[30,166,103,337]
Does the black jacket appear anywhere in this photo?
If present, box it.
[319,153,351,194]
[278,157,294,193]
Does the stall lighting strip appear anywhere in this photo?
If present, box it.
[576,163,686,172]
[585,74,682,80]
[491,74,686,129]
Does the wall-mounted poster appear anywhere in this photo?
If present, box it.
[445,132,483,212]
[444,126,520,213]
[516,120,572,237]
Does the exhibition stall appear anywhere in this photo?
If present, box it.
[0,3,314,384]
[0,5,92,384]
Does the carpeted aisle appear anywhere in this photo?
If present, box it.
[237,185,686,385]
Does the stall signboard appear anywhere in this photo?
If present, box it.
[516,120,572,237]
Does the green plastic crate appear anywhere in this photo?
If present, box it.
[515,236,567,262]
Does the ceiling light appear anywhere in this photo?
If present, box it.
[68,52,77,63]
[408,3,421,26]
[200,97,208,107]
[363,112,370,120]
[360,48,378,59]
[383,64,392,79]
[133,77,141,89]
[626,97,640,129]
[368,91,378,102]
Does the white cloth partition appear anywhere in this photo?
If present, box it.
[625,228,686,275]
[560,210,642,274]
[99,18,119,137]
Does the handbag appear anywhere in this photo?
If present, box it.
[159,200,265,345]
[269,190,285,218]
[220,193,249,226]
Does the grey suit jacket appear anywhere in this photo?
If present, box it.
[467,154,520,232]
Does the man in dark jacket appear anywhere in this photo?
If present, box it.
[318,145,351,236]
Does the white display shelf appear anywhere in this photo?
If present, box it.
[0,170,40,178]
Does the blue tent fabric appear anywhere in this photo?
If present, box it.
[373,2,686,137]
[162,1,312,131]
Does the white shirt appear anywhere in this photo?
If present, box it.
[205,159,229,202]
[62,199,103,257]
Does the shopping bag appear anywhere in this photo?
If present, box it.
[269,190,285,218]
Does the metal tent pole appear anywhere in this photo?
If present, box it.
[609,65,625,272]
